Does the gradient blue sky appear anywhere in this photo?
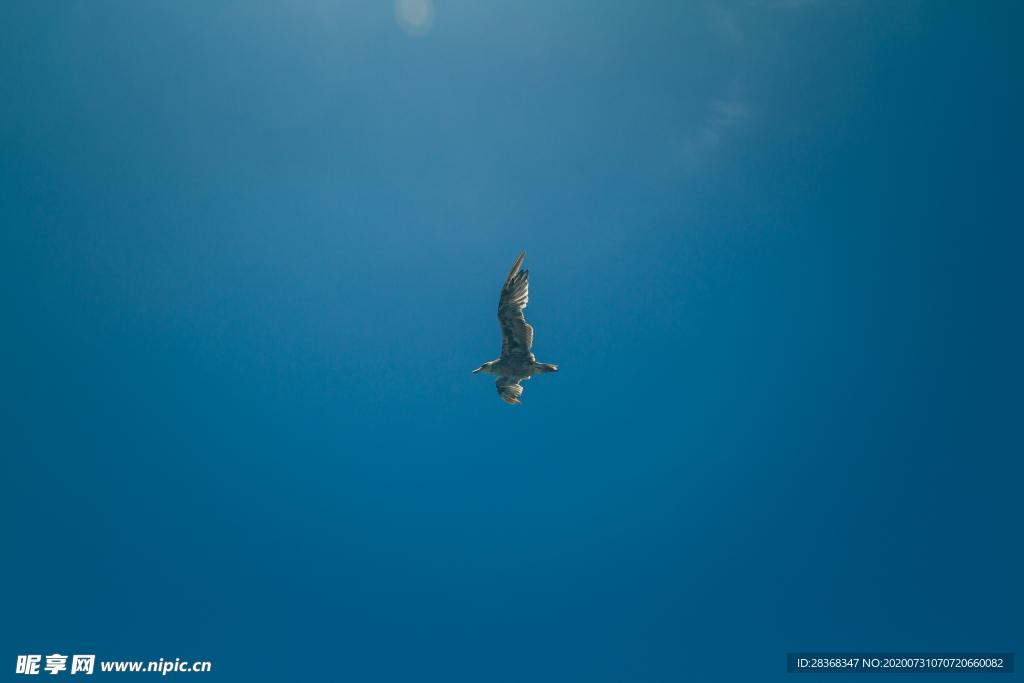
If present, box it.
[3,1,1022,681]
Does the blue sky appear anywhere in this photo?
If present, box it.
[3,2,1021,681]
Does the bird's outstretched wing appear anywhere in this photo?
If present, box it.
[498,251,534,360]
[496,377,524,405]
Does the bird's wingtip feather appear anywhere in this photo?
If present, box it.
[505,251,527,284]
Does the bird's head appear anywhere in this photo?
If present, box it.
[472,361,494,374]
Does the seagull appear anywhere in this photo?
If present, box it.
[473,252,558,404]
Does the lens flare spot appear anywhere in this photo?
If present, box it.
[395,0,434,36]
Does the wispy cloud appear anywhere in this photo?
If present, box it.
[677,90,749,166]
[670,3,756,166]
[700,95,749,148]
[673,0,837,166]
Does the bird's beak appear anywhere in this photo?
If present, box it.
[472,367,481,374]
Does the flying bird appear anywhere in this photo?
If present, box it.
[473,252,558,404]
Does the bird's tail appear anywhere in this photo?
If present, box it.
[534,363,558,374]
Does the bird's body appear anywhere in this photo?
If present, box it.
[473,252,558,404]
